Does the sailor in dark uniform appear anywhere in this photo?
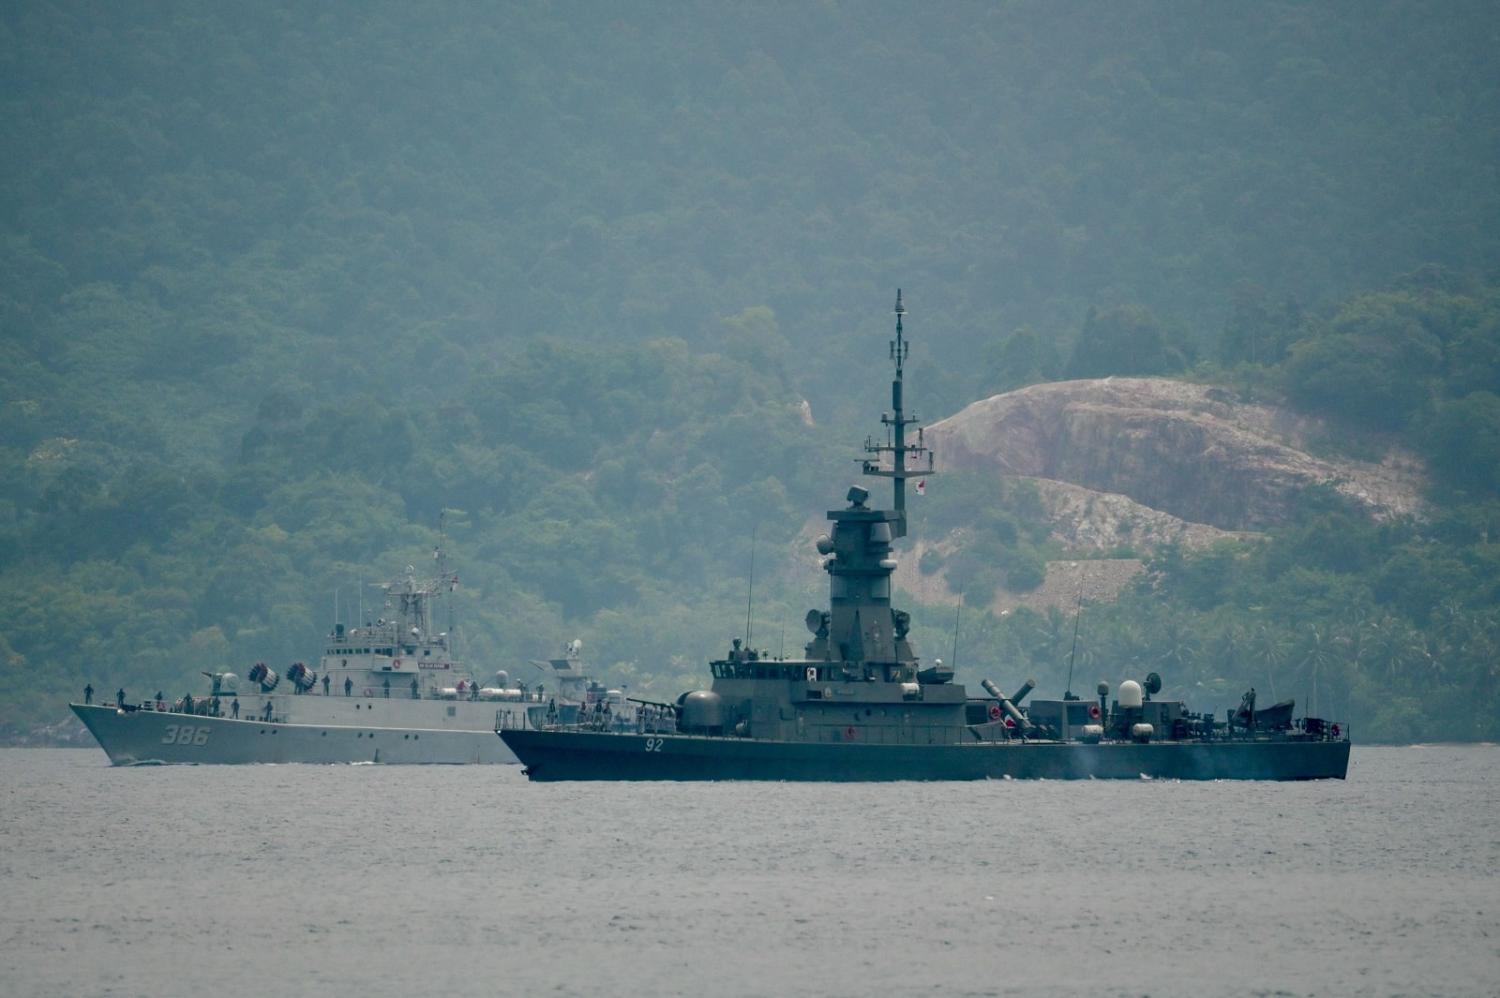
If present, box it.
[84,684,93,705]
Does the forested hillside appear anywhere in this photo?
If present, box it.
[2,2,1497,740]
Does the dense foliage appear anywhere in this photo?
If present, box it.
[2,2,1498,739]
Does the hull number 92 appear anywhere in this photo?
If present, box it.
[161,725,209,746]
[642,737,664,752]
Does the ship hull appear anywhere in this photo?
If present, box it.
[500,729,1350,781]
[72,704,518,765]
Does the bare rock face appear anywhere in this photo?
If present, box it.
[926,378,1425,531]
[1026,477,1250,551]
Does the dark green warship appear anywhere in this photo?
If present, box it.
[500,292,1351,781]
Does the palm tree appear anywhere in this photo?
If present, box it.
[1295,625,1340,716]
[1248,623,1288,701]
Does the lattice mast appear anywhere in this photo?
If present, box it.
[862,289,934,538]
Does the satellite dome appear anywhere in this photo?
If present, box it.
[1118,680,1144,709]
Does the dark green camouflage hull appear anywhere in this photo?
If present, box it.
[500,729,1350,781]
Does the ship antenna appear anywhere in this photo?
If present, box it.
[744,523,758,651]
[861,289,934,539]
[1065,575,1085,699]
[951,587,963,672]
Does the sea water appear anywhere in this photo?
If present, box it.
[1,746,1496,997]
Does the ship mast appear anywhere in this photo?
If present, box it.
[862,289,934,538]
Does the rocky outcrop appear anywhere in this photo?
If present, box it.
[926,378,1425,531]
[888,378,1428,613]
[1027,476,1252,552]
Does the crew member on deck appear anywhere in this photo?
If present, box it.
[345,676,353,697]
[322,674,331,696]
[231,698,240,719]
[411,677,420,699]
[116,688,125,708]
[84,684,93,705]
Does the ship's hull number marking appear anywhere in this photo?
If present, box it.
[161,725,209,746]
[643,737,664,752]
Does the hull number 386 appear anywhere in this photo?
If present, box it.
[161,725,210,746]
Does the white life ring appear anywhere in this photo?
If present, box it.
[988,703,1002,722]
[392,658,402,669]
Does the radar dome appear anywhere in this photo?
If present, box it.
[494,670,510,687]
[1118,680,1144,709]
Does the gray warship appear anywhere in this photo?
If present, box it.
[501,292,1351,781]
[71,560,629,765]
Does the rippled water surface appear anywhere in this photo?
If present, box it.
[2,746,1497,997]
